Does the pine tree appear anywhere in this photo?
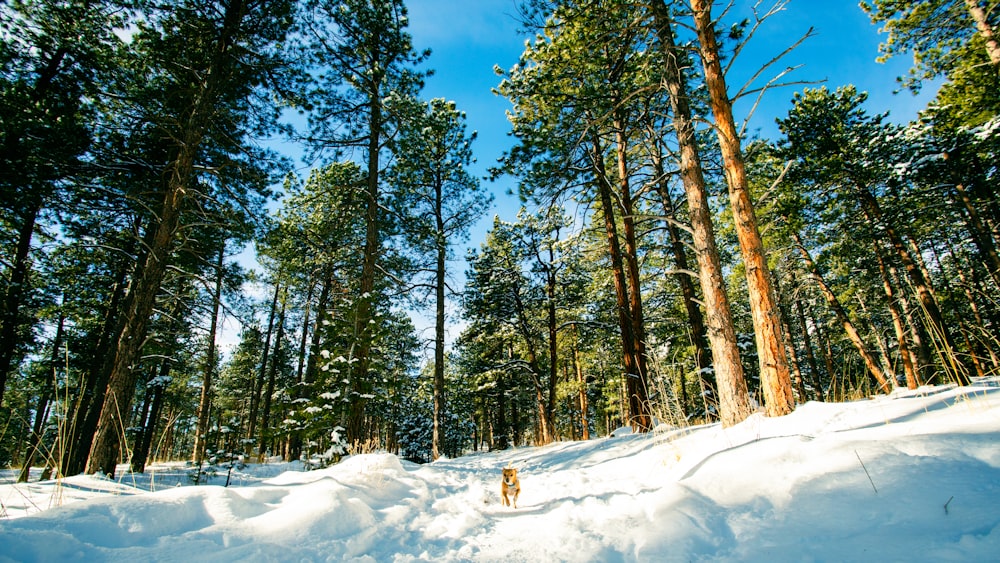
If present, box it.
[689,0,796,418]
[297,0,427,444]
[388,97,490,459]
[86,0,296,477]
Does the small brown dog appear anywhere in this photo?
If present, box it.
[501,464,520,509]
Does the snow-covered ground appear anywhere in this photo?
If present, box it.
[2,379,999,562]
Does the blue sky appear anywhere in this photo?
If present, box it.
[228,1,943,354]
[231,1,939,351]
[396,0,940,347]
[404,0,938,238]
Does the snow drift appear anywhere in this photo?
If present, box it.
[2,379,999,562]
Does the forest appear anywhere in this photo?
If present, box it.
[1,0,997,482]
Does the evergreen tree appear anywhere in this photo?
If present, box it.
[296,0,427,444]
[387,97,491,459]
[87,0,296,477]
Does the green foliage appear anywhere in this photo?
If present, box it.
[860,0,991,89]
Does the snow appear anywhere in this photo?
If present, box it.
[3,379,1000,562]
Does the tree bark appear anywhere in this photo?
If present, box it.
[650,139,715,418]
[611,105,652,432]
[86,0,252,477]
[349,55,386,444]
[793,232,893,393]
[0,194,42,408]
[691,0,795,417]
[545,246,559,439]
[248,280,280,450]
[774,277,807,401]
[193,244,225,465]
[61,227,139,477]
[130,359,169,473]
[589,129,646,430]
[650,1,751,427]
[964,0,1000,68]
[573,327,590,440]
[432,177,447,460]
[794,298,825,401]
[510,272,551,445]
[873,239,919,389]
[258,296,284,458]
[854,186,970,385]
[86,157,188,477]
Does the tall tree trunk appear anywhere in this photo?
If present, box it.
[774,277,807,401]
[651,143,715,417]
[650,1,751,427]
[691,0,795,417]
[17,307,65,482]
[61,227,139,477]
[248,280,280,450]
[964,0,1000,68]
[85,0,252,475]
[258,296,285,458]
[611,106,652,431]
[588,129,645,431]
[193,244,225,465]
[86,167,187,477]
[544,246,559,439]
[432,180,447,460]
[305,274,332,385]
[855,187,970,385]
[510,276,551,445]
[130,358,169,473]
[0,194,42,408]
[873,239,919,389]
[573,327,590,440]
[794,298,825,401]
[793,232,892,393]
[350,65,386,444]
[0,45,78,407]
[296,280,315,383]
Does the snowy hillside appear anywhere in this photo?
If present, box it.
[2,380,999,562]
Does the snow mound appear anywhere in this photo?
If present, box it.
[2,379,999,562]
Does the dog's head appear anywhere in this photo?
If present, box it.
[502,467,518,485]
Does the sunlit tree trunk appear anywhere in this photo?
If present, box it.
[873,239,919,389]
[87,149,189,477]
[611,105,652,432]
[964,0,1000,68]
[793,232,892,393]
[573,327,590,440]
[588,129,647,430]
[649,139,714,418]
[650,1,751,427]
[691,0,795,417]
